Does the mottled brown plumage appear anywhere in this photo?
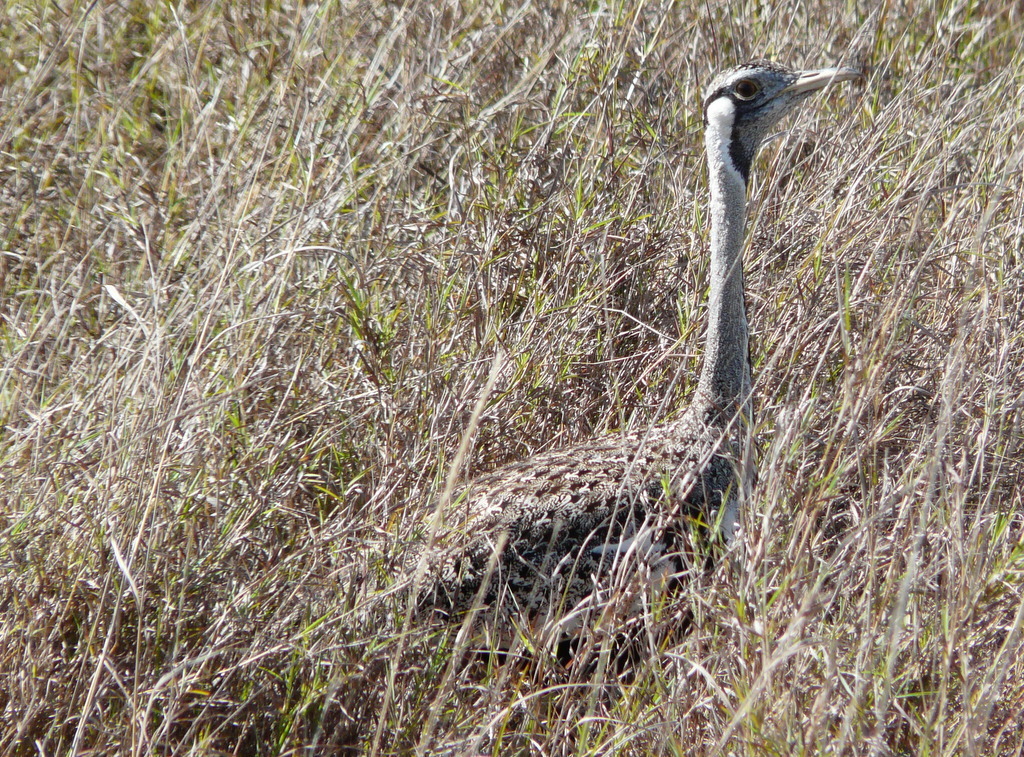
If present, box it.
[412,403,736,626]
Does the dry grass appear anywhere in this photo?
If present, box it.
[2,0,1023,754]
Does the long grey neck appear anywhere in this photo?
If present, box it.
[695,131,753,423]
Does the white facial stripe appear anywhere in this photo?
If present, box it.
[705,96,734,133]
[705,97,744,186]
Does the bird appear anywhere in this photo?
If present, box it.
[404,60,860,646]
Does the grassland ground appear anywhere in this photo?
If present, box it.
[2,0,1024,754]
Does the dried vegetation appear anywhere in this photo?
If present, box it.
[2,0,1023,754]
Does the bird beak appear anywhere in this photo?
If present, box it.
[782,67,861,95]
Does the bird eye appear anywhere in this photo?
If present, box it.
[734,79,760,100]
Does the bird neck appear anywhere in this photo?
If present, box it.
[696,121,753,422]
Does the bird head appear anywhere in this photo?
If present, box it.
[702,61,860,183]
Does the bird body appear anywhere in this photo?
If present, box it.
[406,61,859,636]
[416,407,734,623]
